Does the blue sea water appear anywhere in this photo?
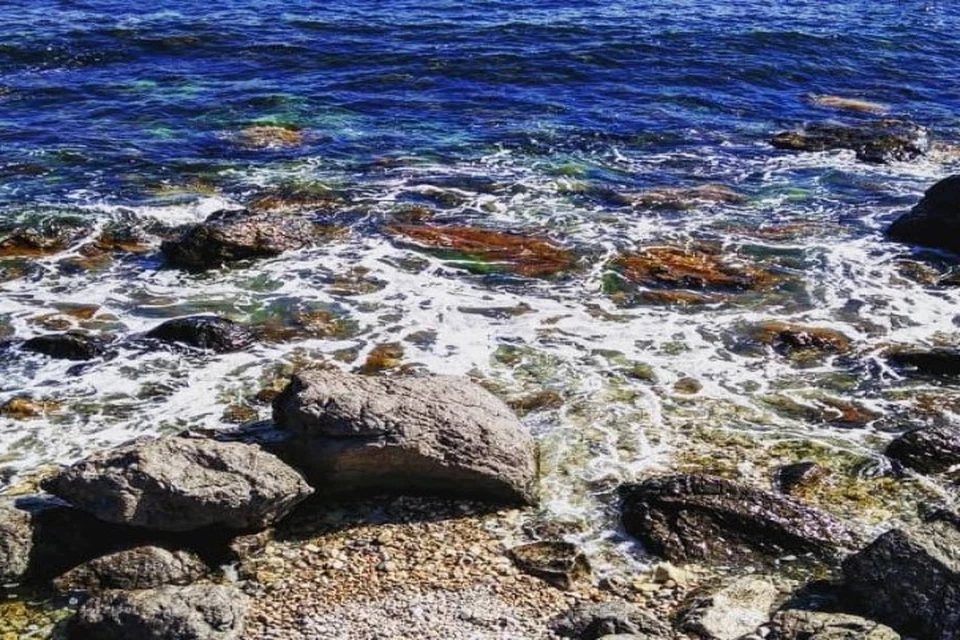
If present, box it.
[1,0,960,572]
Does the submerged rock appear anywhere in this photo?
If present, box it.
[551,601,671,639]
[272,370,538,505]
[753,321,851,359]
[624,184,747,210]
[887,347,960,377]
[774,461,827,496]
[43,437,313,532]
[770,120,929,163]
[679,576,780,640]
[619,474,857,564]
[886,175,960,254]
[886,425,960,474]
[0,224,88,258]
[508,541,590,590]
[809,94,889,114]
[22,331,108,361]
[841,521,960,639]
[145,315,255,353]
[235,125,302,149]
[161,211,318,270]
[67,583,248,640]
[386,224,575,278]
[53,545,208,592]
[769,610,900,640]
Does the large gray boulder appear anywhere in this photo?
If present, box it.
[679,576,781,640]
[161,211,316,270]
[552,601,671,639]
[272,371,538,505]
[619,474,857,564]
[43,437,313,532]
[886,175,960,254]
[67,584,248,640]
[841,521,960,639]
[0,496,130,585]
[54,545,208,592]
[769,610,900,640]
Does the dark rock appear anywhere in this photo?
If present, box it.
[0,224,88,258]
[67,584,248,640]
[22,331,107,361]
[619,474,857,564]
[161,211,317,270]
[679,576,780,640]
[887,348,960,377]
[842,521,960,639]
[145,315,255,353]
[272,370,538,505]
[886,175,960,254]
[774,462,827,495]
[885,425,960,474]
[552,601,671,639]
[770,121,929,163]
[508,541,590,590]
[53,545,208,592]
[43,437,313,533]
[0,496,133,585]
[769,610,900,640]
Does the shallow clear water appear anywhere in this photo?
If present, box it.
[2,0,960,570]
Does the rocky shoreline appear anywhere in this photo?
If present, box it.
[2,170,960,638]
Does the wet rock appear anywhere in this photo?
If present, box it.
[680,576,780,640]
[161,211,317,269]
[551,601,671,639]
[0,396,59,420]
[770,120,929,163]
[886,175,960,254]
[885,425,960,474]
[53,545,207,592]
[841,521,960,639]
[22,331,108,360]
[272,370,538,505]
[67,583,248,640]
[887,347,960,377]
[0,496,131,584]
[769,610,900,640]
[386,224,575,278]
[809,95,889,114]
[619,474,857,564]
[774,461,827,495]
[235,125,302,149]
[43,437,313,533]
[145,315,255,353]
[624,184,747,210]
[753,322,851,358]
[508,541,590,590]
[0,224,88,258]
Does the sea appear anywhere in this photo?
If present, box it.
[1,0,959,573]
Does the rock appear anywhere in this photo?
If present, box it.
[67,584,248,640]
[0,496,131,584]
[386,224,575,278]
[552,601,671,639]
[769,610,900,640]
[774,462,827,495]
[653,561,695,586]
[754,322,851,358]
[841,521,960,639]
[272,370,538,505]
[22,331,108,360]
[161,211,317,269]
[680,576,780,640]
[770,120,929,163]
[610,246,778,293]
[53,545,208,592]
[145,315,255,353]
[43,437,313,532]
[887,347,960,377]
[508,541,590,590]
[810,95,889,114]
[0,224,88,258]
[619,474,857,564]
[886,175,960,254]
[235,125,302,149]
[624,184,747,210]
[885,425,960,474]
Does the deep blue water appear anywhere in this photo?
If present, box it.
[0,0,957,202]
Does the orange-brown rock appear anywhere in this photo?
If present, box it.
[0,397,60,420]
[358,342,405,374]
[0,227,87,258]
[236,125,302,149]
[754,321,852,357]
[387,224,575,278]
[611,246,778,292]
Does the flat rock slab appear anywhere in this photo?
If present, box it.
[43,437,313,532]
[551,601,671,639]
[508,541,590,590]
[619,474,857,564]
[272,371,538,505]
[53,545,208,592]
[842,521,960,639]
[67,584,248,640]
[769,610,900,640]
[886,175,960,254]
[680,576,780,640]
